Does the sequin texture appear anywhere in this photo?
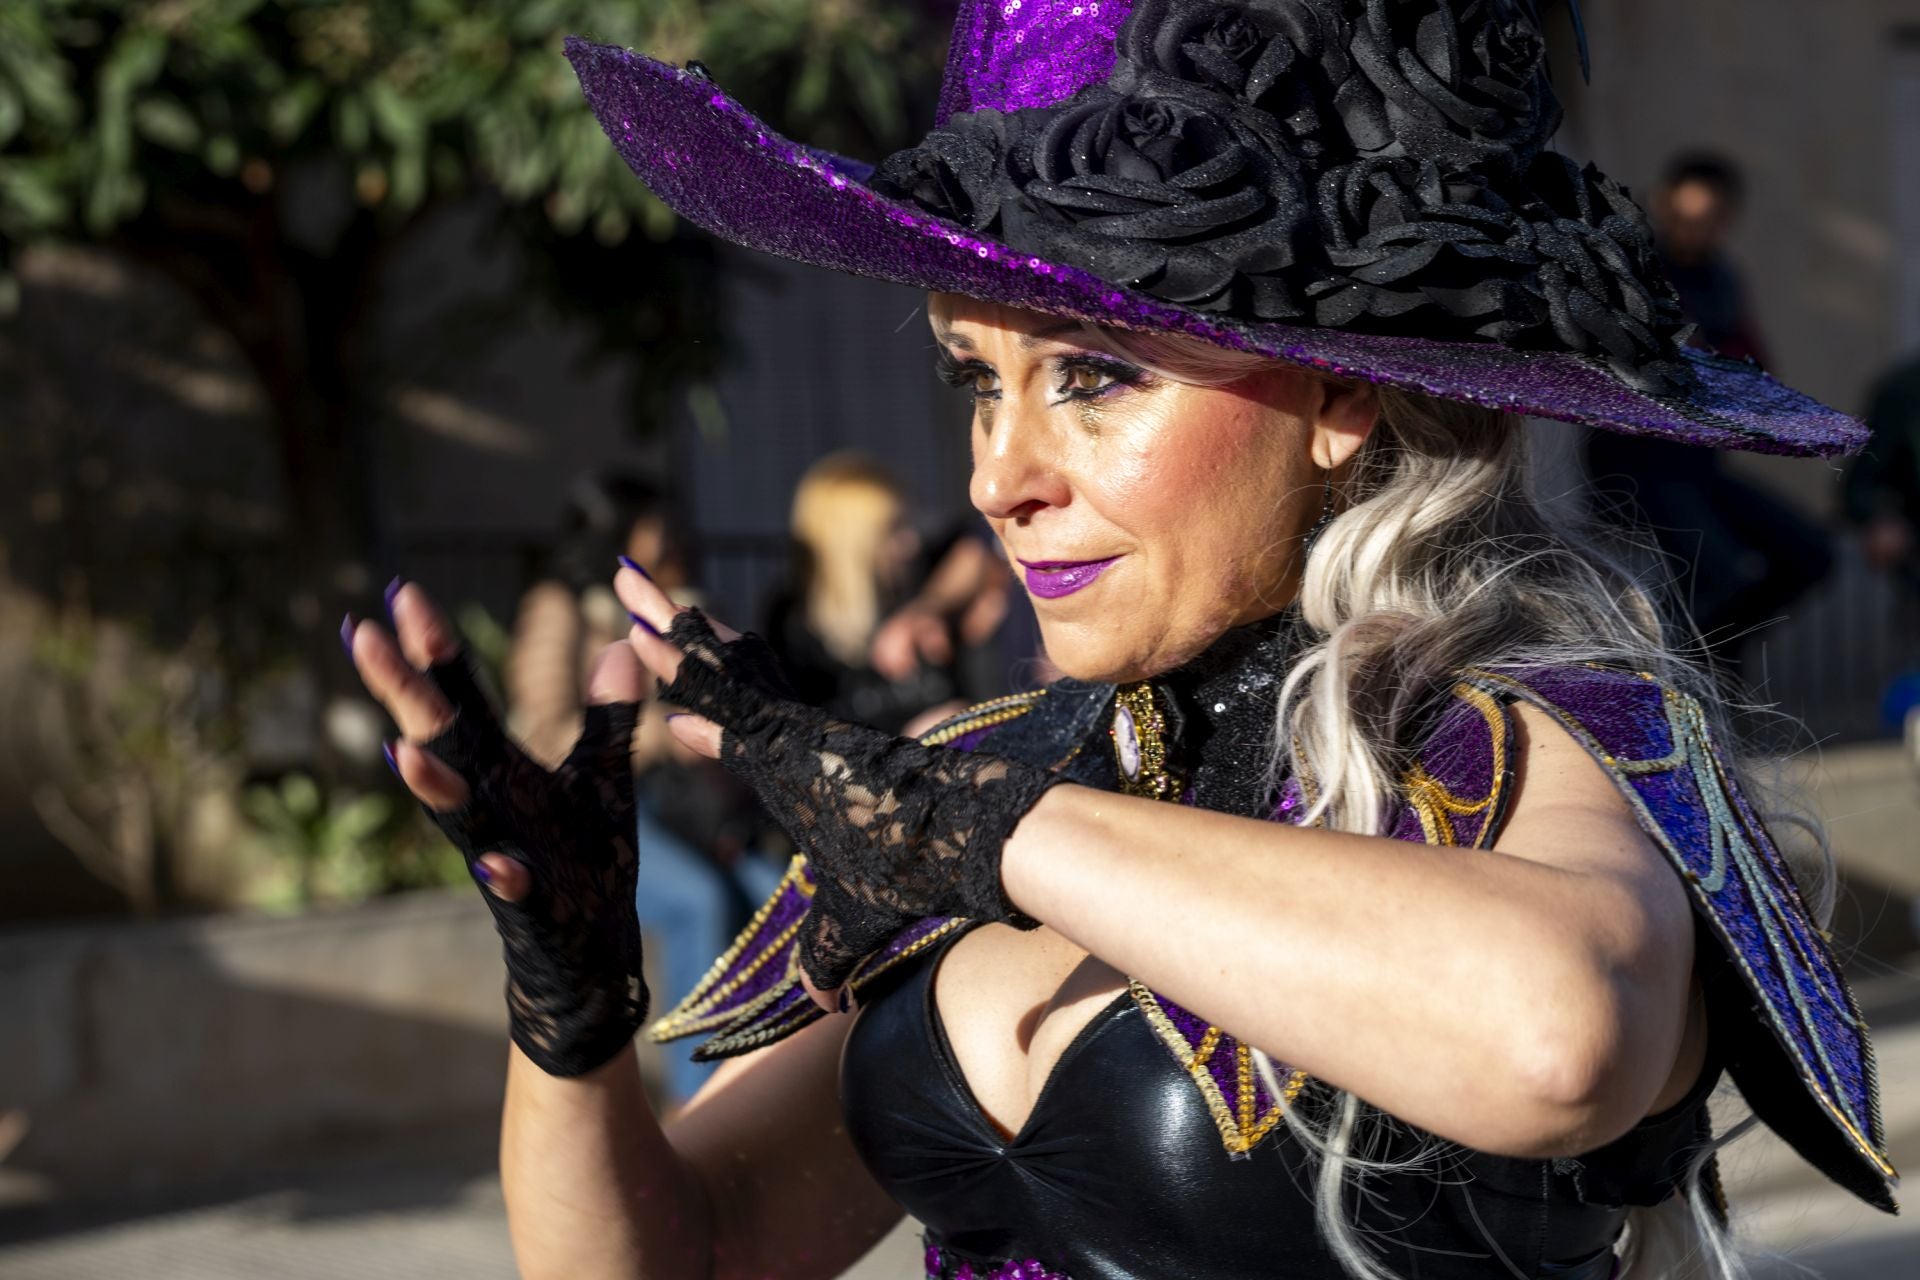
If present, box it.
[924,1239,1074,1280]
[936,0,1128,124]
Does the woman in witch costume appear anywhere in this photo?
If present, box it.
[342,3,1895,1278]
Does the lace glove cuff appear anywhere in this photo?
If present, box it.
[658,609,1061,989]
[419,656,647,1077]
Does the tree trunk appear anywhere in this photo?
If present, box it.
[121,191,395,775]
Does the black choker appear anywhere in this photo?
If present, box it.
[1108,612,1306,816]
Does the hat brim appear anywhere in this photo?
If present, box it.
[567,38,1864,458]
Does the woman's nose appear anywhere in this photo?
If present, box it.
[969,405,1071,521]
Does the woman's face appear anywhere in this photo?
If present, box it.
[935,296,1371,683]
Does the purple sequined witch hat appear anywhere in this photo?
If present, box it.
[565,0,1865,457]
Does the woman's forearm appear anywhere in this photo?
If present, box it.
[501,1044,712,1280]
[1000,781,1691,1157]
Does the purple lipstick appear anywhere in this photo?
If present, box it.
[1021,557,1120,600]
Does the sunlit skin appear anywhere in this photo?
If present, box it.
[934,294,1377,683]
[344,301,1704,1280]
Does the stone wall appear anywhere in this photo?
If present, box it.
[1,891,518,1199]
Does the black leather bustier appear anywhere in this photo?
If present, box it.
[842,925,1717,1280]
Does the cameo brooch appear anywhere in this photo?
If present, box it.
[1112,682,1180,802]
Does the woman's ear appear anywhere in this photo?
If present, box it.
[1309,379,1381,471]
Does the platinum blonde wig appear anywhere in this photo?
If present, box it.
[1063,321,1835,1280]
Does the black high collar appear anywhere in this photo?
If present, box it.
[1150,610,1305,817]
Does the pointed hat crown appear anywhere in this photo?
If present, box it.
[937,0,1134,124]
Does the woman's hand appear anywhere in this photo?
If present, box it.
[614,565,1062,1006]
[869,605,951,681]
[345,582,650,1078]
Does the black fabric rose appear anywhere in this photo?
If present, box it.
[1305,151,1690,391]
[1307,156,1539,329]
[868,0,1691,393]
[1516,152,1692,389]
[1113,0,1368,160]
[1347,0,1558,177]
[1008,86,1311,317]
[870,107,1023,230]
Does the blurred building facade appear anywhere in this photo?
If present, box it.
[1540,1,1920,735]
[1560,1,1920,495]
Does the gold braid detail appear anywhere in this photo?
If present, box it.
[1128,980,1303,1154]
[1401,682,1509,848]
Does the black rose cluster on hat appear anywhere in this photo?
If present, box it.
[872,0,1692,393]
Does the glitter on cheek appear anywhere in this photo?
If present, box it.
[1072,399,1106,437]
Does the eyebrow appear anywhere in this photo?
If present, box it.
[934,317,1087,355]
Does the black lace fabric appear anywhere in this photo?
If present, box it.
[659,610,1063,989]
[419,656,648,1078]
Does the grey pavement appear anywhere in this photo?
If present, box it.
[4,982,1916,1280]
[0,1159,925,1280]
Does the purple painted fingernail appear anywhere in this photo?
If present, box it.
[471,861,493,885]
[628,610,660,637]
[383,577,404,619]
[381,741,400,778]
[837,989,853,1015]
[340,614,358,659]
[617,555,653,581]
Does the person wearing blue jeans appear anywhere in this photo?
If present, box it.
[633,803,782,1103]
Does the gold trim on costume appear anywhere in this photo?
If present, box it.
[1128,980,1305,1154]
[1402,682,1510,849]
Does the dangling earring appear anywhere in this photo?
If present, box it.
[1300,470,1336,560]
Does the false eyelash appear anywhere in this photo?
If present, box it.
[932,349,1150,402]
[934,348,992,390]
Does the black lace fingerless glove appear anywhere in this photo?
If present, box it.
[658,609,1062,990]
[417,656,647,1077]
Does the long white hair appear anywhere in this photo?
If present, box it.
[1059,321,1835,1280]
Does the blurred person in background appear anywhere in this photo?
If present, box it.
[1585,152,1833,683]
[509,474,696,765]
[1845,351,1920,753]
[765,452,1011,737]
[507,473,779,1105]
[1846,352,1920,591]
[1648,154,1770,367]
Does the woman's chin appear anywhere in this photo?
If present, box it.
[1035,621,1173,687]
[1038,608,1258,685]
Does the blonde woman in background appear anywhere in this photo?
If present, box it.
[767,452,1010,736]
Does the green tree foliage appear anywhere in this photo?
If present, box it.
[0,0,940,288]
[0,0,944,618]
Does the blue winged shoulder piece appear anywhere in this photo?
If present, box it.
[1460,665,1897,1213]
